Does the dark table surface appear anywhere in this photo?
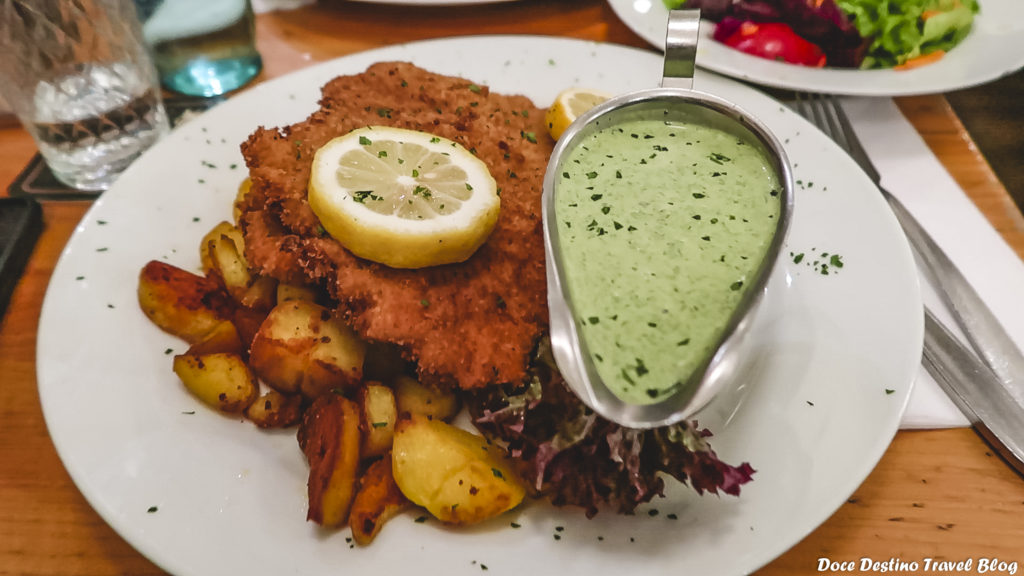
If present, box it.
[946,68,1024,212]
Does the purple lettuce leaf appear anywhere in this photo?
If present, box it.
[467,340,755,517]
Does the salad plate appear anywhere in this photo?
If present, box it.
[609,0,1024,96]
[36,36,921,575]
[349,0,517,5]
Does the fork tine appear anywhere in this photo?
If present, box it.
[816,95,845,149]
[792,92,882,184]
[795,93,835,142]
[822,95,882,183]
[825,96,877,175]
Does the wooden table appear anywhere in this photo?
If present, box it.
[2,2,1023,574]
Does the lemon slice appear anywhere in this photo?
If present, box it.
[544,87,614,141]
[308,126,500,269]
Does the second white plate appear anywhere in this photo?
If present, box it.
[609,0,1024,96]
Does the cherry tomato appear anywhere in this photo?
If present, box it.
[717,21,827,67]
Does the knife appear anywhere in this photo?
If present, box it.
[923,307,1024,477]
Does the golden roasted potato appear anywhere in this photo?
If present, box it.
[172,352,259,413]
[358,382,397,459]
[392,415,525,525]
[245,389,304,428]
[249,300,366,399]
[393,375,460,422]
[239,275,277,312]
[230,306,268,352]
[138,260,235,344]
[276,282,318,304]
[349,455,410,546]
[233,177,251,224]
[199,221,244,276]
[298,393,362,528]
[185,319,245,356]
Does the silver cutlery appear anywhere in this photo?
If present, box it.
[791,92,1024,473]
[924,310,1024,475]
[792,92,1024,402]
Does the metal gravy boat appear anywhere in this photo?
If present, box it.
[541,10,795,428]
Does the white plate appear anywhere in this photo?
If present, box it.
[349,0,516,4]
[609,0,1024,96]
[37,36,922,576]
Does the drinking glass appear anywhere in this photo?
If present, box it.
[138,0,263,97]
[0,0,171,192]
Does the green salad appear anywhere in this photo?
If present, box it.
[839,0,979,68]
[666,0,980,69]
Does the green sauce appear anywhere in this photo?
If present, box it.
[554,116,781,405]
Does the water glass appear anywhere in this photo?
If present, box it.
[0,0,171,192]
[139,0,263,97]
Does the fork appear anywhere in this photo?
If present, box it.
[792,92,1024,401]
[792,92,1024,475]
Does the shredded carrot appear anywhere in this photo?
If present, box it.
[923,0,960,19]
[894,50,946,70]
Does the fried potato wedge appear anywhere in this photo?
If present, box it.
[185,320,245,356]
[392,415,524,525]
[349,455,410,546]
[245,389,304,429]
[234,177,251,225]
[239,275,277,312]
[199,221,244,276]
[249,300,366,399]
[172,352,259,413]
[276,282,318,304]
[138,260,235,344]
[358,383,397,459]
[299,393,362,528]
[393,375,460,422]
[201,222,277,311]
[231,306,268,352]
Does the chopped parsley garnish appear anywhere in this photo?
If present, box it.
[352,190,381,203]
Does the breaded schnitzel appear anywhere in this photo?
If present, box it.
[238,62,553,390]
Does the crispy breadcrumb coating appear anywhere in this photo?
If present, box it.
[239,62,553,390]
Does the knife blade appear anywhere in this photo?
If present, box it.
[922,307,1024,477]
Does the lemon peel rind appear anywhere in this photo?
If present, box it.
[308,126,500,269]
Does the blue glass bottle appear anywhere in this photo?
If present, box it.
[139,0,262,97]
